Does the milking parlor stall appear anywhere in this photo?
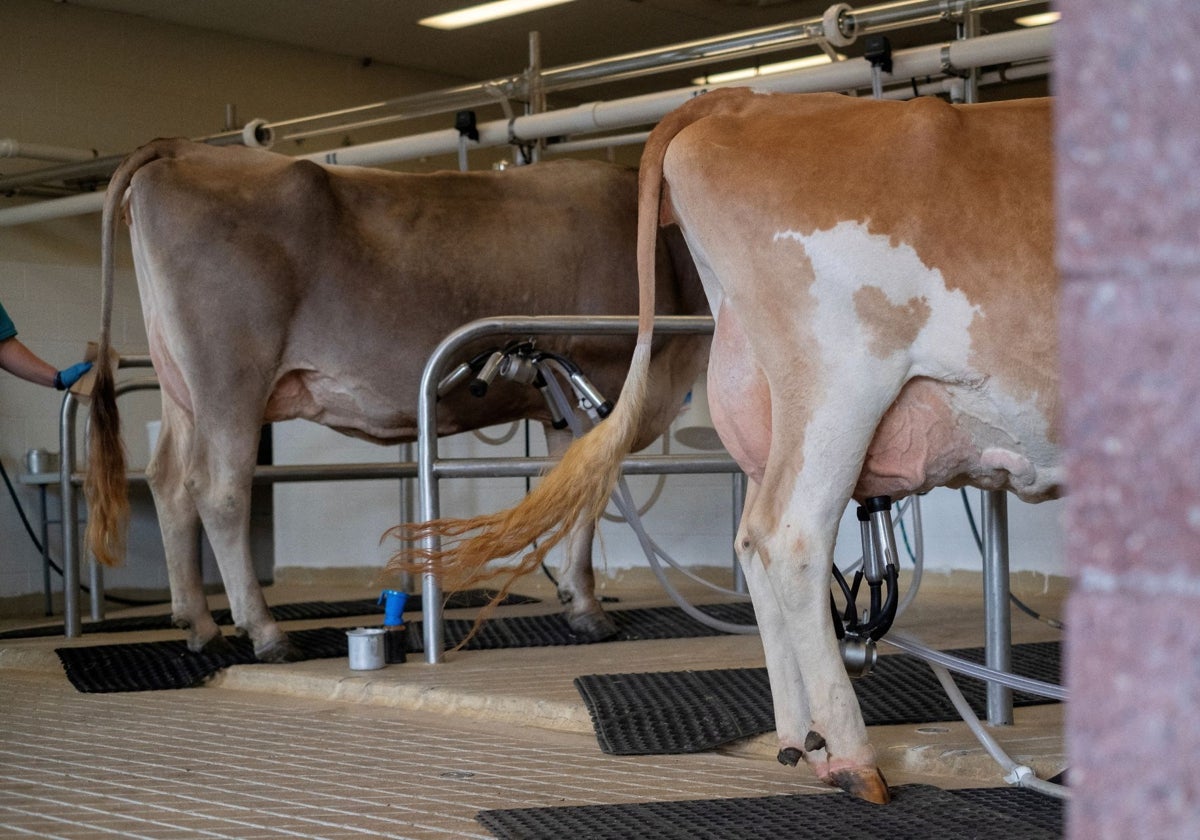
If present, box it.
[1,1,1193,838]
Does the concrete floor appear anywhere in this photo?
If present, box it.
[0,569,1067,839]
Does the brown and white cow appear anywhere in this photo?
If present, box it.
[391,89,1060,803]
[85,139,708,661]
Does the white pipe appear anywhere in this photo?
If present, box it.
[0,139,97,163]
[309,26,1052,168]
[544,131,652,154]
[0,25,1052,228]
[0,190,105,224]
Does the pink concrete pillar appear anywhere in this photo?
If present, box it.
[1057,2,1200,836]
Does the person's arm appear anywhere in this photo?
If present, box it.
[0,337,91,389]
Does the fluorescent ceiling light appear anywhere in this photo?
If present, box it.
[420,0,576,30]
[694,54,832,86]
[1014,11,1061,27]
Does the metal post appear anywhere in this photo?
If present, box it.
[89,547,104,621]
[38,485,51,615]
[397,441,415,594]
[59,392,81,637]
[418,351,447,665]
[527,31,545,164]
[957,0,982,104]
[981,488,1014,725]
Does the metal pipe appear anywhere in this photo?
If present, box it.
[0,24,1051,228]
[312,26,1051,170]
[269,0,1045,136]
[0,154,126,192]
[544,131,651,155]
[0,122,267,194]
[527,30,545,165]
[60,358,154,635]
[60,392,82,637]
[958,0,982,104]
[982,488,1014,725]
[0,139,97,163]
[39,485,51,615]
[417,315,717,663]
[398,441,415,593]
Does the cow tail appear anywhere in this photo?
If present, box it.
[84,141,172,567]
[383,117,700,626]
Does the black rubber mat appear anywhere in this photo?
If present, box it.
[53,602,755,693]
[57,626,351,692]
[574,641,1061,754]
[0,589,536,639]
[421,601,756,652]
[477,783,1064,840]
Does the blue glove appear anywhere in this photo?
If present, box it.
[53,361,92,391]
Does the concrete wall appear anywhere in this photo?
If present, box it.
[0,0,1066,615]
[1058,1,1200,834]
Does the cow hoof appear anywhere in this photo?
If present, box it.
[567,610,618,642]
[777,747,804,767]
[829,767,891,805]
[255,636,302,663]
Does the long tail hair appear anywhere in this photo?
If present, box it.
[84,141,173,567]
[384,90,743,612]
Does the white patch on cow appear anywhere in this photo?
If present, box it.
[770,221,1060,502]
[773,221,978,381]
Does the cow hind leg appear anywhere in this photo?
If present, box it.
[187,416,298,662]
[149,400,229,653]
[744,473,889,803]
[543,425,617,641]
[747,375,909,804]
[735,479,816,770]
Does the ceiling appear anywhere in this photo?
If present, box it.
[58,0,1052,99]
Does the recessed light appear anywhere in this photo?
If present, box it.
[419,0,577,31]
[1014,11,1062,27]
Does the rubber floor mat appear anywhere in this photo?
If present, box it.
[421,601,757,652]
[1,588,537,639]
[574,641,1061,754]
[57,626,351,692]
[477,784,1064,840]
[54,602,756,693]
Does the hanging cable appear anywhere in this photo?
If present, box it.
[0,458,165,608]
[927,659,1069,800]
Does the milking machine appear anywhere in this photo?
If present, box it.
[831,500,901,678]
[437,339,613,422]
[438,339,916,644]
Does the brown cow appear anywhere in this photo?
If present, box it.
[391,90,1060,803]
[85,139,708,661]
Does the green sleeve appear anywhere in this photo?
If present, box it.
[0,300,16,342]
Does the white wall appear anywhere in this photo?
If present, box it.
[0,0,1066,610]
